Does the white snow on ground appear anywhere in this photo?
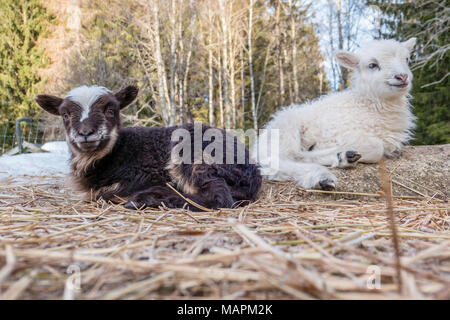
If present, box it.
[0,141,71,183]
[40,141,70,154]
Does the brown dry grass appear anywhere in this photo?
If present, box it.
[0,167,448,300]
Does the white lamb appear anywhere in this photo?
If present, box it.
[254,38,417,190]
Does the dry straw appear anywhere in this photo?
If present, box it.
[0,171,448,299]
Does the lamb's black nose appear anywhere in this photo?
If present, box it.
[78,127,95,137]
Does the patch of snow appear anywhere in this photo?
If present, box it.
[41,141,70,155]
[0,141,71,184]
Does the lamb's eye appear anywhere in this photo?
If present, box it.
[369,63,379,70]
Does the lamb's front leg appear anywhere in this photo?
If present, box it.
[336,137,385,165]
[124,179,235,211]
[124,186,189,210]
[297,147,362,168]
[299,137,384,167]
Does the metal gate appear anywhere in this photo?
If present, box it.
[0,119,65,156]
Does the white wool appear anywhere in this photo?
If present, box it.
[254,39,417,189]
[65,85,111,121]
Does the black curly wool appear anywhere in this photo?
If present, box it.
[74,123,262,211]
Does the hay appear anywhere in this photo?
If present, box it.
[0,169,449,300]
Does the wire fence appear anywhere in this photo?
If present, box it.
[0,120,65,156]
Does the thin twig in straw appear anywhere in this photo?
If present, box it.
[379,160,403,294]
[166,183,214,212]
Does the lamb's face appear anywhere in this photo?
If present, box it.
[35,85,138,154]
[61,87,122,154]
[336,38,416,100]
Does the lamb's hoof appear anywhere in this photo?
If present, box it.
[319,179,336,191]
[346,151,361,163]
[124,201,142,210]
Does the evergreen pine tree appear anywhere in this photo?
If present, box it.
[369,0,449,145]
[0,0,52,121]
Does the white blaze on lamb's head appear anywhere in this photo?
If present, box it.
[335,38,416,100]
[66,85,112,122]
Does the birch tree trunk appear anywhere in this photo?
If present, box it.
[336,0,348,89]
[177,3,185,124]
[328,2,338,90]
[150,0,171,125]
[248,0,257,131]
[208,19,215,126]
[275,0,285,106]
[228,20,237,128]
[217,52,224,128]
[289,0,299,102]
[219,0,231,129]
[181,36,193,124]
[283,46,293,104]
[240,47,245,128]
[169,0,177,125]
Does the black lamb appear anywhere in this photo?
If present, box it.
[35,85,262,211]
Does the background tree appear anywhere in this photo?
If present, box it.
[63,0,158,126]
[314,0,368,91]
[0,0,52,121]
[252,0,327,126]
[370,0,449,145]
[1,0,331,134]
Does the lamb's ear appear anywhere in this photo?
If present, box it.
[115,85,139,109]
[35,94,63,116]
[335,51,360,69]
[402,37,417,52]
